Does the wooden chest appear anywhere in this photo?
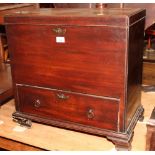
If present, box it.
[146,107,155,151]
[143,60,155,86]
[4,8,145,150]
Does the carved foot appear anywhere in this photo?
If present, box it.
[12,113,32,128]
[113,139,132,151]
[138,106,144,122]
[108,132,134,151]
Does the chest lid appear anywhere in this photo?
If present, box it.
[4,8,145,27]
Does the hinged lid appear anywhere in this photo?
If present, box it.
[4,8,146,27]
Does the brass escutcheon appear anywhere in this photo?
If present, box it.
[56,93,69,100]
[52,27,66,35]
[87,108,95,119]
[34,99,41,108]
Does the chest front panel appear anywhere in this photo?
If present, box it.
[8,24,127,98]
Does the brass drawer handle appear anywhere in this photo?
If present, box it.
[87,109,95,119]
[52,28,66,35]
[56,93,69,100]
[34,99,41,108]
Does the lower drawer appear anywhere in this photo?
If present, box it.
[17,85,119,131]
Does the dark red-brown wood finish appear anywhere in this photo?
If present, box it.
[126,18,145,129]
[4,8,145,150]
[17,85,119,131]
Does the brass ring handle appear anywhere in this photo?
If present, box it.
[34,99,41,108]
[52,28,66,35]
[87,109,95,119]
[56,93,69,100]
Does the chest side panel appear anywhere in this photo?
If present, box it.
[7,24,127,98]
[126,18,145,128]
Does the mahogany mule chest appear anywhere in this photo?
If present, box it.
[5,8,146,150]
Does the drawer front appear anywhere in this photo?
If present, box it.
[7,24,127,98]
[17,85,119,131]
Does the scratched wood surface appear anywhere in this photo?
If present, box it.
[0,91,154,151]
